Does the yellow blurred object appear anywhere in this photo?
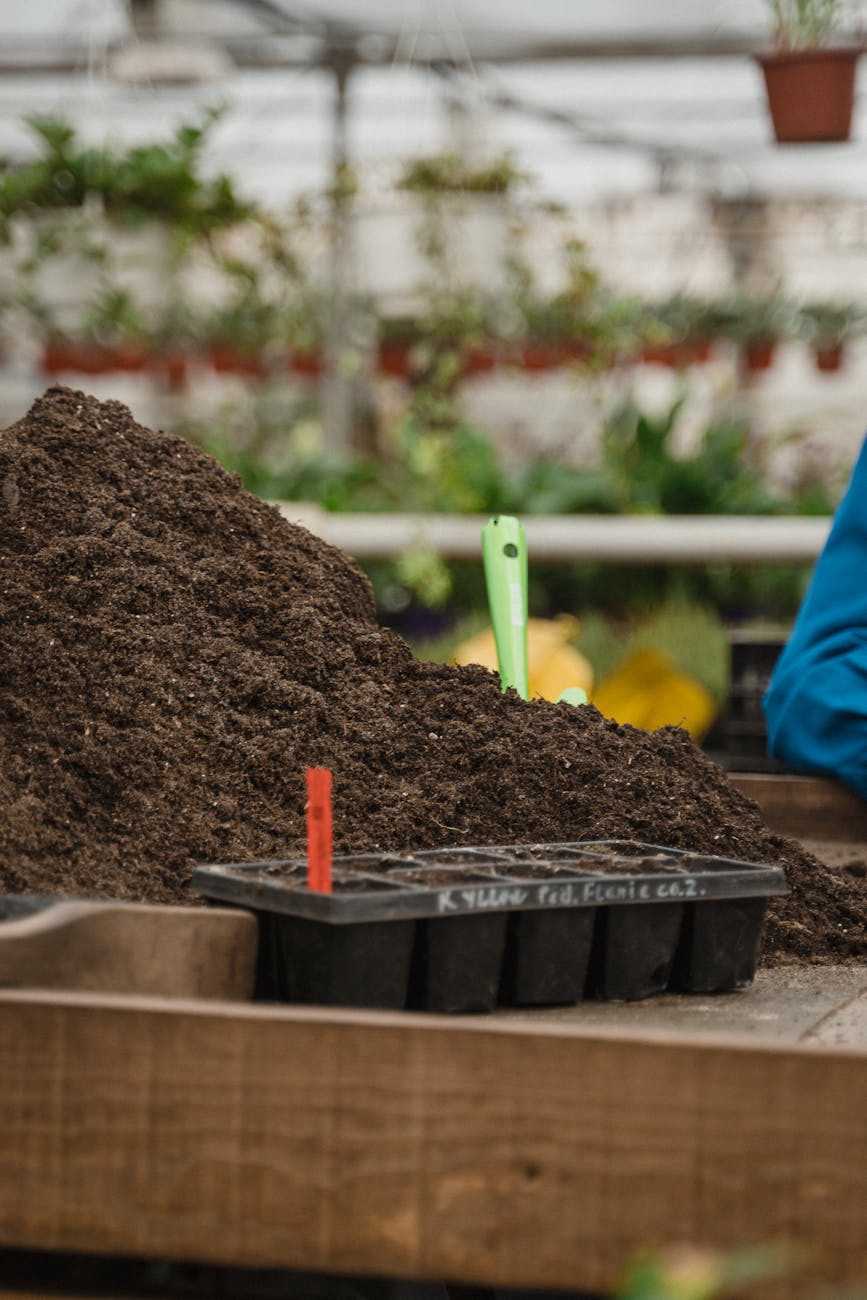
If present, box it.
[453,614,593,701]
[590,647,717,741]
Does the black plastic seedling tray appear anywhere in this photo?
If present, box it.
[192,840,787,1013]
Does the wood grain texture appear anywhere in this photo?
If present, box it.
[729,772,867,840]
[0,992,865,1296]
[0,903,257,999]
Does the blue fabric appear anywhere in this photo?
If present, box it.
[763,434,867,798]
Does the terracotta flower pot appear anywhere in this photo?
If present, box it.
[641,338,712,369]
[289,350,324,378]
[111,344,148,373]
[563,339,590,364]
[210,346,266,377]
[743,340,776,373]
[40,342,77,375]
[376,342,412,378]
[520,343,564,372]
[814,342,844,372]
[641,343,676,367]
[462,345,497,377]
[147,352,189,388]
[209,345,239,374]
[40,342,114,375]
[685,337,713,365]
[756,48,859,144]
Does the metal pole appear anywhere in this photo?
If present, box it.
[321,45,355,454]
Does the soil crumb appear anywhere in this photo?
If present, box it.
[1,387,865,964]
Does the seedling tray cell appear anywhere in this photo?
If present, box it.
[192,840,787,1012]
[590,901,686,1000]
[501,905,596,1006]
[271,914,415,1008]
[410,912,509,1013]
[672,896,770,994]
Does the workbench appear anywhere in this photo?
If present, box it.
[0,775,865,1300]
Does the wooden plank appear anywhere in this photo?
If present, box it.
[0,993,865,1297]
[0,1293,109,1299]
[0,1293,159,1299]
[729,772,867,841]
[0,903,257,1000]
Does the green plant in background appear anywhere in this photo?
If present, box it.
[397,151,527,195]
[651,294,720,345]
[600,400,786,515]
[618,1244,790,1300]
[201,266,277,358]
[394,545,454,608]
[80,284,148,350]
[0,107,252,240]
[105,110,252,235]
[3,108,272,355]
[395,171,502,430]
[711,289,799,347]
[503,455,620,514]
[506,231,651,364]
[591,290,656,360]
[511,235,598,341]
[767,0,845,48]
[400,292,493,428]
[186,392,838,526]
[184,385,835,631]
[0,116,110,230]
[386,419,508,513]
[7,116,841,630]
[798,299,865,349]
[190,208,324,364]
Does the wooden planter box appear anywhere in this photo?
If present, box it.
[0,990,865,1298]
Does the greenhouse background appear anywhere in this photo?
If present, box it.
[3,0,867,743]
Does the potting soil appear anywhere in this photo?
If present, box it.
[1,387,864,964]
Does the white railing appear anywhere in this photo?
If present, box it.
[275,506,831,565]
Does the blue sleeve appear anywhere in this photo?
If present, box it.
[763,433,867,799]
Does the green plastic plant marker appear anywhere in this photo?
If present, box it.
[482,515,529,700]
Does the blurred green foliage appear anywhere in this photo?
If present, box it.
[184,390,834,626]
[617,1244,791,1300]
[0,108,251,238]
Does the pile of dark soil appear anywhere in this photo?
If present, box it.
[1,387,864,963]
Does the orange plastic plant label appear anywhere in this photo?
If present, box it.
[306,767,333,893]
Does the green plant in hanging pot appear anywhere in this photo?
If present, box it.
[3,109,254,342]
[798,298,865,370]
[642,295,717,368]
[354,151,524,319]
[396,152,527,196]
[756,0,862,143]
[714,290,798,373]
